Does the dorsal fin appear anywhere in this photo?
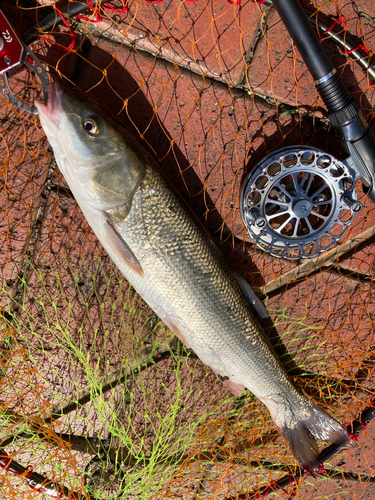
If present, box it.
[236,274,268,319]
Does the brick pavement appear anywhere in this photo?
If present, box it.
[2,0,375,498]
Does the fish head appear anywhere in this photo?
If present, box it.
[36,82,145,212]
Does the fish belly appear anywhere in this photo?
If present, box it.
[80,163,350,474]
[99,165,293,401]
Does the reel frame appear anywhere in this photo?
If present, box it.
[240,146,362,260]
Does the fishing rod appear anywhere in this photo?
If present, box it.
[241,0,375,259]
[272,0,375,199]
[262,0,375,82]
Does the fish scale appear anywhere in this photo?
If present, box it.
[117,164,306,413]
[36,82,351,474]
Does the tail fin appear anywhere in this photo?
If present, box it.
[280,403,351,474]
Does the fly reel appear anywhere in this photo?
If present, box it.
[240,146,363,260]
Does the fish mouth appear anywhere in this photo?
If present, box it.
[35,81,63,128]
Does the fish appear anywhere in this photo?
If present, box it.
[36,82,350,474]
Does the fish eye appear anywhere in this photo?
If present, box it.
[83,118,99,136]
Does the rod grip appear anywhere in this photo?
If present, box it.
[315,71,351,112]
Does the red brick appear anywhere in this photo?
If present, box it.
[74,35,345,286]
[18,191,157,396]
[0,95,50,306]
[266,270,375,376]
[343,424,375,472]
[333,182,375,276]
[295,475,375,500]
[339,241,375,276]
[77,0,263,84]
[247,2,375,112]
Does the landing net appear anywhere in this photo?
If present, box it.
[1,0,375,498]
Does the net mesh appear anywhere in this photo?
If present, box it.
[1,0,375,498]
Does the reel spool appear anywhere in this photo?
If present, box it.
[240,146,362,260]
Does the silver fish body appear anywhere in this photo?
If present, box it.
[36,83,350,473]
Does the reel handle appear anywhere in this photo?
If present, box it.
[271,0,375,202]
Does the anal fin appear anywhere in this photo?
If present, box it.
[223,379,245,396]
[163,314,191,348]
[217,375,245,396]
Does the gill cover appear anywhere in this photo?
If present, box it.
[36,82,145,211]
[36,82,146,277]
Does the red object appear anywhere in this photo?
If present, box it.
[341,43,370,56]
[343,422,363,442]
[42,8,77,52]
[323,15,347,34]
[102,0,128,13]
[0,9,24,74]
[77,0,128,23]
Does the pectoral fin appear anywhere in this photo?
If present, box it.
[104,219,144,277]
